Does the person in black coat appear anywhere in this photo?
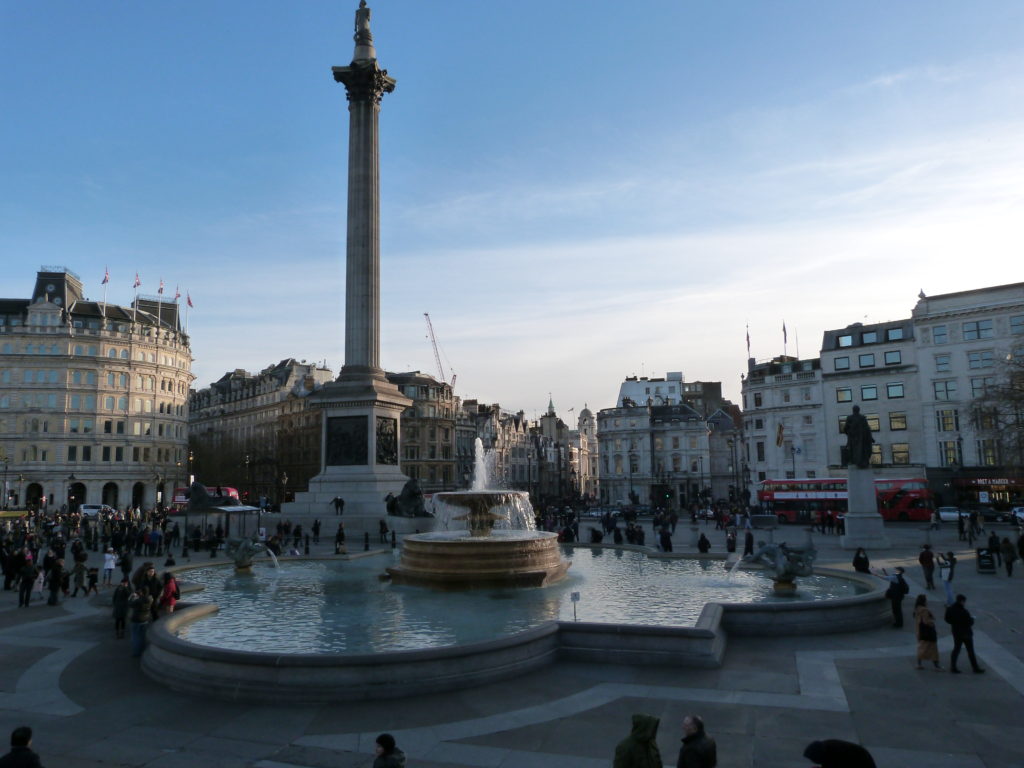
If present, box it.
[802,739,875,768]
[0,726,44,768]
[945,593,985,674]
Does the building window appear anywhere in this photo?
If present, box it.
[977,439,999,466]
[963,320,993,340]
[870,444,882,465]
[938,440,962,466]
[836,388,852,403]
[932,324,948,344]
[891,443,910,465]
[935,354,950,373]
[81,446,91,462]
[753,392,762,407]
[834,356,850,371]
[102,446,111,462]
[837,417,847,434]
[838,334,853,348]
[865,413,880,431]
[858,353,875,368]
[1011,315,1024,335]
[862,331,877,344]
[933,380,957,400]
[861,385,878,401]
[67,446,77,462]
[886,383,904,399]
[887,327,904,341]
[803,415,813,425]
[629,456,639,474]
[967,350,994,369]
[756,442,765,461]
[971,376,995,398]
[884,350,901,365]
[936,409,959,432]
[754,418,764,429]
[889,412,907,430]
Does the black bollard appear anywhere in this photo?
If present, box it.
[364,531,370,551]
[304,534,310,556]
[390,530,396,549]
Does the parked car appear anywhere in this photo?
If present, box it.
[936,506,962,522]
[1011,507,1024,524]
[78,504,114,518]
[964,505,1009,523]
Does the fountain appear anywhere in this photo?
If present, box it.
[385,439,571,589]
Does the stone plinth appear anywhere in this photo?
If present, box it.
[840,466,890,550]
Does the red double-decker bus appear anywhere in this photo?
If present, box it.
[758,477,933,524]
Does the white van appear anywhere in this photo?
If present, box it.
[79,504,114,518]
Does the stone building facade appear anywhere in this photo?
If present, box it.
[0,267,193,511]
[388,371,456,492]
[188,360,333,503]
[740,283,1024,508]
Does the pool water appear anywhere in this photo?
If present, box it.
[176,547,866,654]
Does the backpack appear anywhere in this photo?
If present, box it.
[897,574,909,595]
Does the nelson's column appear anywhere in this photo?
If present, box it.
[284,2,413,529]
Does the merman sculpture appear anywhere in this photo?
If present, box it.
[746,541,816,594]
[225,536,271,572]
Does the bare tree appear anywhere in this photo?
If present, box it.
[969,356,1024,473]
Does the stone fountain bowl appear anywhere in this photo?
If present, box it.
[387,529,570,590]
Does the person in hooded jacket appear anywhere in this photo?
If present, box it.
[613,713,662,768]
[372,733,405,768]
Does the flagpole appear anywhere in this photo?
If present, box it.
[796,330,800,359]
[157,279,163,330]
[782,320,788,358]
[101,283,108,319]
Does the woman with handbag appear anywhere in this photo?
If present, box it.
[914,594,942,670]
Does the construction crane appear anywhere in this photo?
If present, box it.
[423,312,456,387]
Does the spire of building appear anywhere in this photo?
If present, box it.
[547,394,555,416]
[352,0,377,62]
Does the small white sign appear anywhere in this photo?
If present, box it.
[979,491,990,503]
[570,591,580,602]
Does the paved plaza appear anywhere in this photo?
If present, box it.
[2,518,1023,768]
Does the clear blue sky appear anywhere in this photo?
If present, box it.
[3,1,1022,416]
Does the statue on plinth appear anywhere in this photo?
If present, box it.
[843,405,874,468]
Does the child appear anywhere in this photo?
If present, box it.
[86,567,100,596]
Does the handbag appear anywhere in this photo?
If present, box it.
[919,622,937,642]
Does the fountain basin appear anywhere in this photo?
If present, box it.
[141,554,887,702]
[386,530,570,589]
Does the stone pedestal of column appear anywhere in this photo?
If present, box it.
[840,467,890,550]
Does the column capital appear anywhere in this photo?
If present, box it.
[333,62,396,105]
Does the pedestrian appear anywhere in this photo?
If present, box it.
[697,533,711,554]
[102,548,117,586]
[676,714,716,768]
[17,560,37,608]
[159,572,179,614]
[936,551,956,606]
[0,726,43,768]
[372,733,405,767]
[918,544,936,590]
[128,588,153,657]
[876,566,909,628]
[112,576,131,638]
[913,594,941,670]
[659,528,673,553]
[999,537,1017,577]
[334,523,346,554]
[613,713,662,768]
[945,593,984,674]
[378,519,389,544]
[851,547,870,574]
[312,519,321,544]
[45,559,63,606]
[85,567,99,596]
[743,530,754,557]
[70,559,87,597]
[802,739,876,768]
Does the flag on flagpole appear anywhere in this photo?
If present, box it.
[186,293,193,308]
[746,324,751,357]
[782,321,788,345]
[174,285,181,301]
[133,273,141,289]
[158,279,165,295]
[101,267,109,285]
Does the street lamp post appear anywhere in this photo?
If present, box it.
[1,454,8,510]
